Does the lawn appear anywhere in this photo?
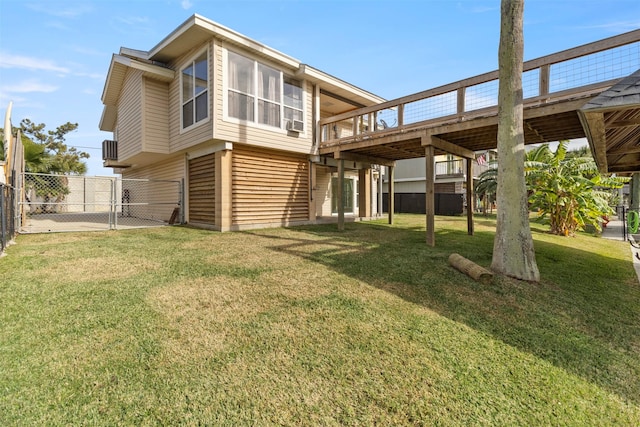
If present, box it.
[1,214,639,425]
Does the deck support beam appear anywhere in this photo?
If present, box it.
[466,158,474,236]
[425,145,435,246]
[338,159,345,231]
[388,165,395,225]
[359,167,371,218]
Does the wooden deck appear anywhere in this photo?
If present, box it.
[318,29,640,174]
[317,29,640,245]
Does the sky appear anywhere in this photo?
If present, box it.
[1,0,639,176]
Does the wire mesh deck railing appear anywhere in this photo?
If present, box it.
[20,173,184,233]
[319,29,640,146]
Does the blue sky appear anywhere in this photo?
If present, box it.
[1,0,638,176]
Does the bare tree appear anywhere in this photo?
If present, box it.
[491,0,540,282]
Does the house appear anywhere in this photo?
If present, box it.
[382,152,495,215]
[99,14,386,231]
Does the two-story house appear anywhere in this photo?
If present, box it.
[100,14,385,231]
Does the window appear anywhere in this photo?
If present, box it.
[182,50,209,129]
[227,50,303,130]
[284,77,303,124]
[331,176,356,214]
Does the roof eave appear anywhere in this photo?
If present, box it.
[99,105,117,132]
[297,64,386,107]
[148,14,300,69]
[101,54,175,106]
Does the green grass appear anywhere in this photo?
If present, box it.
[1,214,639,425]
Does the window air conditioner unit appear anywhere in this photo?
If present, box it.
[287,119,304,132]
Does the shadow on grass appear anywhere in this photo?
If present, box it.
[246,218,640,405]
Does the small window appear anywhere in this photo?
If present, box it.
[182,50,209,129]
[284,77,303,124]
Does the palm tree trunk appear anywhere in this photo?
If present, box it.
[491,0,540,282]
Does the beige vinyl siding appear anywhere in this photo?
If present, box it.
[214,43,314,154]
[167,42,214,153]
[121,156,184,222]
[315,166,333,217]
[232,146,309,226]
[188,153,216,225]
[117,69,144,161]
[143,78,170,153]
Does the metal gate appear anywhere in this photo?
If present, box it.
[20,173,183,233]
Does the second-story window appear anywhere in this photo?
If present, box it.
[182,50,209,129]
[227,50,303,130]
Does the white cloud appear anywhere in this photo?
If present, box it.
[44,21,71,31]
[181,0,193,9]
[73,71,105,80]
[0,52,70,74]
[114,15,150,26]
[575,21,640,33]
[0,93,27,104]
[26,3,93,18]
[72,46,108,57]
[1,79,59,94]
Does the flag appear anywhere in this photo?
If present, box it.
[476,154,487,166]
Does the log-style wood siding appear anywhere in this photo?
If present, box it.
[232,146,309,225]
[188,153,216,225]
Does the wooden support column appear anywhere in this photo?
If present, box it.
[425,145,435,246]
[388,165,395,225]
[378,167,383,217]
[215,149,233,231]
[308,161,316,221]
[466,158,474,236]
[338,158,345,231]
[358,167,371,218]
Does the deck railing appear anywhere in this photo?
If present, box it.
[319,29,640,148]
[435,159,464,177]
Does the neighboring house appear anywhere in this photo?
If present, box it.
[99,14,385,231]
[382,151,495,214]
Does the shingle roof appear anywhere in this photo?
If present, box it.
[581,68,640,111]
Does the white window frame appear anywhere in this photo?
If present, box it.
[223,48,305,134]
[331,174,358,215]
[180,47,210,133]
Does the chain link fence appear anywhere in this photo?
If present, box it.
[20,173,183,233]
[1,182,17,253]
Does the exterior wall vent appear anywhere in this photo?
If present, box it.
[102,140,118,160]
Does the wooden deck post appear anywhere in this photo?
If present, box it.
[308,161,316,222]
[425,145,435,246]
[388,165,395,225]
[215,149,233,231]
[378,167,383,217]
[338,158,345,231]
[466,158,474,236]
[358,167,371,218]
